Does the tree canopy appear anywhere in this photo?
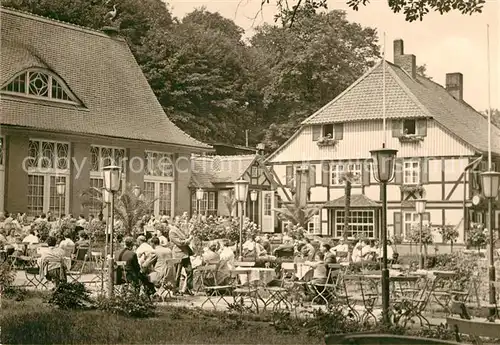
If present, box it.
[3,0,379,149]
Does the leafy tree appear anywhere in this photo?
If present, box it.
[481,108,500,128]
[408,221,433,261]
[416,64,432,80]
[252,9,379,150]
[266,0,485,26]
[80,183,157,236]
[467,223,487,253]
[438,224,459,252]
[275,193,321,230]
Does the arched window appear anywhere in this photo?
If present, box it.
[1,69,80,104]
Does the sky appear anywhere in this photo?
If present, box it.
[167,0,499,111]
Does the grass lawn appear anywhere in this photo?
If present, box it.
[1,294,322,344]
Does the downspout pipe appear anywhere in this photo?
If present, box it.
[463,155,483,242]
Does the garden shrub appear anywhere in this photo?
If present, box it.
[190,216,259,243]
[95,288,156,318]
[48,282,92,310]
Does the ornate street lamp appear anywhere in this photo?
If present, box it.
[481,171,500,310]
[370,147,398,325]
[103,165,121,297]
[250,190,258,224]
[415,199,427,269]
[56,180,66,220]
[234,178,249,260]
[196,188,204,219]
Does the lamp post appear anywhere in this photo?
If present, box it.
[103,165,122,298]
[234,178,249,261]
[56,180,66,221]
[102,188,112,293]
[370,147,398,325]
[481,171,500,312]
[415,199,427,269]
[196,188,204,220]
[250,190,258,224]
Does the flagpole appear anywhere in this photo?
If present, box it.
[487,24,491,170]
[383,32,387,147]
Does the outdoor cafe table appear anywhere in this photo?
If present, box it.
[234,266,275,286]
[410,270,461,313]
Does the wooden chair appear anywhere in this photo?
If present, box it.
[326,334,460,345]
[200,260,234,309]
[67,247,89,283]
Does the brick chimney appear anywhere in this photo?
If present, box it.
[393,39,416,79]
[445,73,463,101]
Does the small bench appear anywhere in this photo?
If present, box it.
[446,317,500,345]
[325,333,460,345]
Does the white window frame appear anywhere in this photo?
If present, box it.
[330,162,361,186]
[1,68,80,105]
[403,212,419,239]
[90,145,127,190]
[334,210,375,239]
[26,139,70,217]
[144,150,174,179]
[307,214,321,235]
[88,177,104,217]
[403,160,420,185]
[144,179,175,217]
[191,191,216,216]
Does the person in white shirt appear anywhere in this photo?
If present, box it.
[22,230,39,245]
[76,215,86,227]
[377,240,394,261]
[135,235,153,264]
[351,240,364,263]
[59,231,76,257]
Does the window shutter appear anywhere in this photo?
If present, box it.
[312,126,321,141]
[334,123,344,140]
[393,212,402,237]
[362,160,370,186]
[422,212,430,223]
[285,165,293,188]
[309,164,316,187]
[394,159,403,184]
[321,162,330,187]
[392,120,402,137]
[420,158,429,184]
[416,118,427,136]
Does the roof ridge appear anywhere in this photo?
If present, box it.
[386,63,432,118]
[301,60,383,125]
[0,6,119,40]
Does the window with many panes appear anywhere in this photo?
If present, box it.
[143,181,174,217]
[307,215,321,235]
[1,69,79,104]
[89,178,104,217]
[330,163,361,186]
[403,212,419,239]
[144,151,174,178]
[90,145,126,174]
[26,139,70,217]
[403,160,420,185]
[335,210,375,238]
[191,191,217,216]
[264,193,272,216]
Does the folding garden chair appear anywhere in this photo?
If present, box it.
[263,262,295,312]
[310,264,342,307]
[201,261,234,310]
[231,262,260,313]
[155,257,182,301]
[67,247,89,283]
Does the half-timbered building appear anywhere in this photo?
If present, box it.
[267,39,500,243]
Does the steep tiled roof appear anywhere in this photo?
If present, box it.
[324,194,381,208]
[302,60,500,155]
[0,8,211,150]
[189,155,256,188]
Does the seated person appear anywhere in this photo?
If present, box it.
[361,240,377,261]
[377,240,394,262]
[59,230,76,258]
[260,234,271,254]
[39,236,67,287]
[218,239,235,270]
[351,240,364,263]
[116,236,155,296]
[202,242,220,264]
[75,231,90,250]
[135,235,153,265]
[22,229,39,245]
[242,235,258,260]
[301,238,316,261]
[141,237,173,286]
[332,239,349,262]
[303,252,334,302]
[255,237,276,266]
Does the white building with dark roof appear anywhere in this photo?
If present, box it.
[267,39,500,243]
[0,7,212,217]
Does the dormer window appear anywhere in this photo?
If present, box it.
[403,119,416,135]
[1,69,80,104]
